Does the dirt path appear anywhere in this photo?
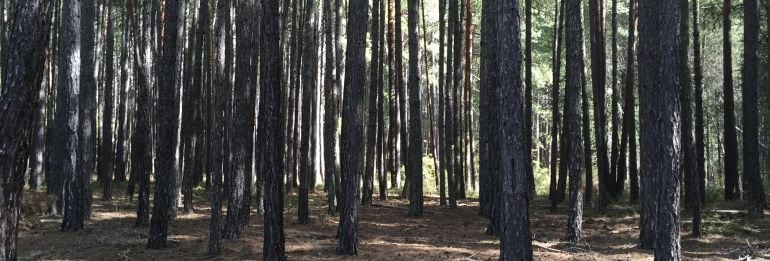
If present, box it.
[16,190,770,260]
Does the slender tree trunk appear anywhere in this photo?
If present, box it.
[377,0,388,202]
[130,0,152,228]
[565,0,586,243]
[609,0,622,196]
[323,0,340,212]
[437,0,447,206]
[99,0,115,201]
[298,0,318,225]
[446,0,458,208]
[548,0,563,207]
[619,0,638,203]
[407,0,423,217]
[498,0,533,257]
[721,0,739,201]
[364,0,382,206]
[589,0,609,213]
[480,0,499,232]
[0,1,53,258]
[741,0,764,217]
[114,0,131,184]
[692,0,705,205]
[679,0,702,237]
[463,0,475,193]
[524,0,534,198]
[260,0,286,257]
[338,0,368,255]
[207,0,228,255]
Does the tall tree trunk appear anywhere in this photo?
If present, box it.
[463,0,475,194]
[692,0,705,205]
[259,0,286,257]
[395,0,409,193]
[619,0,638,203]
[480,0,499,232]
[497,0,533,257]
[639,0,683,256]
[114,0,131,184]
[323,0,340,212]
[207,0,228,255]
[407,0,423,217]
[609,0,621,196]
[0,0,53,258]
[741,0,765,217]
[59,0,84,232]
[548,0,564,207]
[524,0,534,198]
[364,0,382,206]
[446,0,458,208]
[437,0,447,206]
[589,0,609,213]
[338,0,368,255]
[565,0,586,243]
[377,0,388,202]
[130,0,153,228]
[387,0,401,190]
[79,0,97,220]
[99,0,115,201]
[721,0,739,201]
[679,0,702,237]
[148,0,185,249]
[299,0,318,225]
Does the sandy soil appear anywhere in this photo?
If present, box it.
[16,189,770,260]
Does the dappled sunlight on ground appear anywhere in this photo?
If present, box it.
[15,188,770,260]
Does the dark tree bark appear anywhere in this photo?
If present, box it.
[548,0,562,208]
[407,0,423,217]
[498,0,533,258]
[480,0,498,225]
[299,0,318,225]
[692,0,705,206]
[721,0,739,201]
[741,0,765,217]
[387,0,401,190]
[565,0,586,243]
[395,0,409,191]
[182,0,207,214]
[364,0,382,207]
[679,0,702,237]
[323,0,340,212]
[130,0,152,227]
[58,0,84,232]
[638,0,682,257]
[46,0,61,215]
[452,0,464,201]
[524,0,534,198]
[79,0,97,220]
[224,0,256,238]
[437,0,447,206]
[0,0,53,258]
[99,0,115,202]
[589,0,609,212]
[148,0,185,249]
[619,0,638,203]
[609,0,621,196]
[338,0,367,254]
[446,0,458,209]
[376,0,388,202]
[260,0,285,257]
[207,0,228,256]
[580,57,593,208]
[113,0,131,184]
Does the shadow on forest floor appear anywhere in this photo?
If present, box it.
[16,187,770,260]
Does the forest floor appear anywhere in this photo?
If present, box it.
[15,187,770,260]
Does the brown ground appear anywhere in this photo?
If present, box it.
[16,189,770,260]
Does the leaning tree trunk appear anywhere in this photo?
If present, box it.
[638,0,683,257]
[338,0,368,255]
[497,0,533,258]
[148,0,185,249]
[0,1,53,259]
